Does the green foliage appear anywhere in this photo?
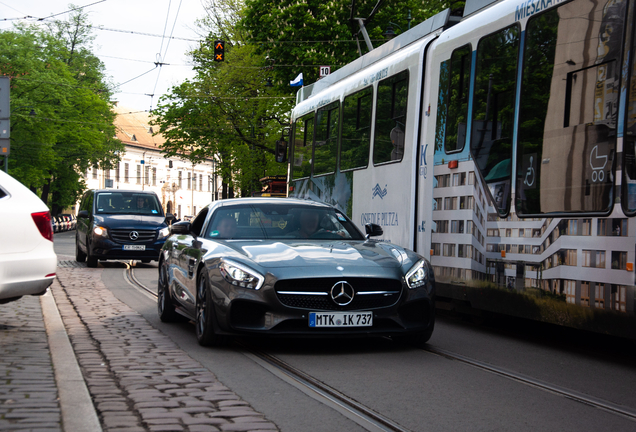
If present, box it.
[241,0,461,91]
[152,0,288,197]
[1,10,122,214]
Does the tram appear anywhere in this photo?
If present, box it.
[280,0,636,339]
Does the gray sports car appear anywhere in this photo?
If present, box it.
[158,198,435,346]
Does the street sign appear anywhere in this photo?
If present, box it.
[0,138,10,156]
[319,66,331,78]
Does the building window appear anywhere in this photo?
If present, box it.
[595,284,605,309]
[443,243,455,257]
[178,204,181,219]
[468,171,475,185]
[565,280,576,304]
[193,173,197,191]
[136,165,141,184]
[199,175,203,191]
[208,175,212,192]
[444,196,457,210]
[435,174,450,188]
[145,166,150,185]
[92,167,98,179]
[433,198,442,210]
[452,172,466,186]
[581,281,590,307]
[611,285,627,312]
[611,251,627,270]
[187,172,191,190]
[437,220,448,233]
[178,171,182,189]
[125,163,129,183]
[598,218,628,236]
[115,163,120,182]
[431,243,440,256]
[152,168,157,186]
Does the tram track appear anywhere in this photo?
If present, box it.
[125,264,636,427]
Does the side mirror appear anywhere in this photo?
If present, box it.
[170,221,191,235]
[166,213,175,222]
[275,139,288,163]
[77,210,89,219]
[365,223,383,238]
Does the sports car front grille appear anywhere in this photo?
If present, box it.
[110,229,156,243]
[275,277,402,311]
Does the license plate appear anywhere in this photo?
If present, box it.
[309,312,372,328]
[123,245,146,251]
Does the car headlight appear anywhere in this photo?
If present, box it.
[405,260,428,289]
[93,225,108,237]
[219,261,264,290]
[158,227,170,240]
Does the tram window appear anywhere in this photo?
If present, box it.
[373,71,409,164]
[445,45,472,153]
[314,102,339,176]
[517,0,624,216]
[624,0,636,214]
[340,87,372,171]
[292,112,314,180]
[471,25,519,217]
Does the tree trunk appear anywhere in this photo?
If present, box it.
[40,178,51,206]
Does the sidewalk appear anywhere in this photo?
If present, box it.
[0,261,278,432]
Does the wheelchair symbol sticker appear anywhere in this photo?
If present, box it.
[524,156,535,187]
[590,145,608,183]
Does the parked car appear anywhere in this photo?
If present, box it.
[52,216,61,233]
[75,189,173,267]
[0,170,57,304]
[158,198,435,346]
[61,213,75,230]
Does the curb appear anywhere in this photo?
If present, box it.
[41,288,102,432]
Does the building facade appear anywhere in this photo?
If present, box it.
[83,106,221,220]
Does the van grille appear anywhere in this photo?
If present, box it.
[110,229,156,243]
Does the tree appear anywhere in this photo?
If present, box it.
[240,0,462,90]
[1,9,122,214]
[152,0,289,197]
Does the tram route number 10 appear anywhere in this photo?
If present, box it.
[319,66,331,78]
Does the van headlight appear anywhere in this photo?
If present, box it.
[219,261,264,290]
[158,227,170,240]
[93,226,108,238]
[405,260,428,289]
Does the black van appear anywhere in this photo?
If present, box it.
[75,189,173,267]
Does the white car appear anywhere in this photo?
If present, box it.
[0,170,57,304]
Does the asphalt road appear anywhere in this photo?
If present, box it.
[53,230,636,431]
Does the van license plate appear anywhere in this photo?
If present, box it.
[123,245,146,251]
[309,312,372,327]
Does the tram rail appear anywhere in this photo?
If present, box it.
[124,263,636,428]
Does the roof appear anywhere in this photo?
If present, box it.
[113,104,164,150]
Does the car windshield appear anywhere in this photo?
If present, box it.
[205,203,365,240]
[95,192,163,216]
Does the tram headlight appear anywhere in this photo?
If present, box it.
[406,260,428,289]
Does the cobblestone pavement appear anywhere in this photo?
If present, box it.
[1,263,279,432]
[0,296,62,431]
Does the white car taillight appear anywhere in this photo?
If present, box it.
[31,211,54,242]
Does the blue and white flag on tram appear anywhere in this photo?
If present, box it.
[290,73,303,87]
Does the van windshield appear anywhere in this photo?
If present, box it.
[95,192,163,216]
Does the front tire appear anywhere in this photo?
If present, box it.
[75,235,86,263]
[86,240,98,268]
[195,271,228,347]
[157,259,179,322]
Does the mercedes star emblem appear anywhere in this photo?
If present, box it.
[330,281,355,306]
[129,231,139,241]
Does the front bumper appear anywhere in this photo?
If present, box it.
[91,237,165,260]
[208,271,435,338]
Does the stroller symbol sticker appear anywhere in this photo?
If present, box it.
[590,146,607,182]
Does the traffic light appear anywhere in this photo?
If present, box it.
[214,40,225,62]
